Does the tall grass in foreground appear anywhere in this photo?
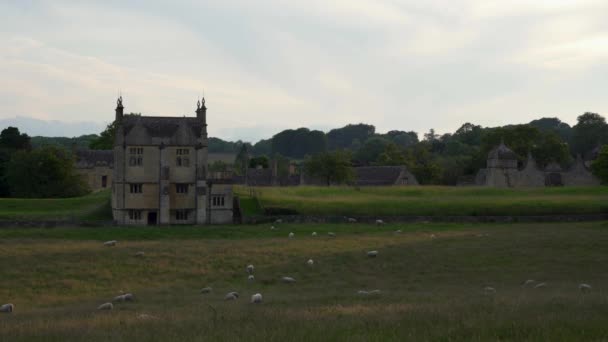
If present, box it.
[1,222,608,340]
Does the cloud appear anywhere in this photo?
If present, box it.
[0,0,607,142]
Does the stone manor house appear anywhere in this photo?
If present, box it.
[101,96,234,225]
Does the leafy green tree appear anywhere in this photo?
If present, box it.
[251,139,272,155]
[405,142,442,185]
[382,130,419,148]
[209,160,229,173]
[529,117,572,144]
[6,146,89,198]
[249,155,270,169]
[572,112,608,155]
[591,145,608,184]
[0,126,31,150]
[354,137,390,164]
[327,124,375,150]
[271,128,327,159]
[303,150,354,186]
[89,121,117,150]
[377,143,407,166]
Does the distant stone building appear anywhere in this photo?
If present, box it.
[74,149,113,191]
[111,96,233,225]
[475,141,600,187]
[299,165,418,186]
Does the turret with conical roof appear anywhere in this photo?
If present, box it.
[487,140,518,169]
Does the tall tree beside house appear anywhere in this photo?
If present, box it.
[6,146,89,198]
[404,142,442,185]
[271,128,327,159]
[327,123,376,150]
[377,143,407,166]
[571,112,608,155]
[591,145,608,185]
[0,127,31,197]
[303,150,354,186]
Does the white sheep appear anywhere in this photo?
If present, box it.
[367,250,378,258]
[534,283,547,289]
[248,275,255,282]
[328,232,336,237]
[281,276,296,283]
[369,289,381,295]
[113,293,134,302]
[103,240,117,247]
[225,292,239,300]
[394,230,402,234]
[311,232,317,237]
[357,290,369,295]
[348,218,357,223]
[134,251,145,257]
[288,232,294,239]
[307,259,314,266]
[357,290,381,296]
[0,303,14,313]
[579,283,592,292]
[270,226,276,231]
[275,219,283,224]
[246,264,255,274]
[200,287,212,294]
[522,279,535,287]
[375,219,385,225]
[97,302,113,310]
[430,234,437,239]
[251,293,263,304]
[483,286,496,294]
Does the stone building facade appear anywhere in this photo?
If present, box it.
[74,149,113,191]
[111,97,233,225]
[476,141,600,187]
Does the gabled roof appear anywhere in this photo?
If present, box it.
[487,141,518,160]
[75,149,113,168]
[355,166,411,186]
[121,116,204,139]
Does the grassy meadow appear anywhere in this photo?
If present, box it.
[241,185,608,217]
[0,190,111,221]
[1,221,608,341]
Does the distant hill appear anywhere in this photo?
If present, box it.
[0,116,105,137]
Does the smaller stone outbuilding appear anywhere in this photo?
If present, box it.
[74,149,113,191]
[476,141,600,187]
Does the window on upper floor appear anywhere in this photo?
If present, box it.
[129,184,143,194]
[176,149,190,167]
[175,184,189,194]
[212,195,225,207]
[128,147,143,166]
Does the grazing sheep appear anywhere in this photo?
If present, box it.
[348,218,357,223]
[103,240,117,247]
[483,286,496,294]
[288,232,294,239]
[579,283,592,292]
[522,279,535,287]
[113,293,134,302]
[97,302,113,310]
[430,234,436,239]
[375,219,385,225]
[270,226,276,231]
[134,251,145,257]
[311,232,317,237]
[307,259,314,266]
[248,275,255,282]
[136,313,159,320]
[357,290,381,296]
[357,290,369,295]
[200,287,213,294]
[367,250,379,258]
[246,264,255,274]
[0,303,14,313]
[395,230,402,234]
[327,232,336,237]
[369,289,381,295]
[275,219,283,224]
[534,282,547,289]
[225,292,239,300]
[251,293,263,304]
[281,276,296,283]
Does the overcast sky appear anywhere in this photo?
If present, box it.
[1,0,607,141]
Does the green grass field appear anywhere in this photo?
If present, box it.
[0,190,111,221]
[2,222,608,341]
[241,186,608,217]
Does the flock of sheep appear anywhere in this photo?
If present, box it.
[0,219,596,315]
